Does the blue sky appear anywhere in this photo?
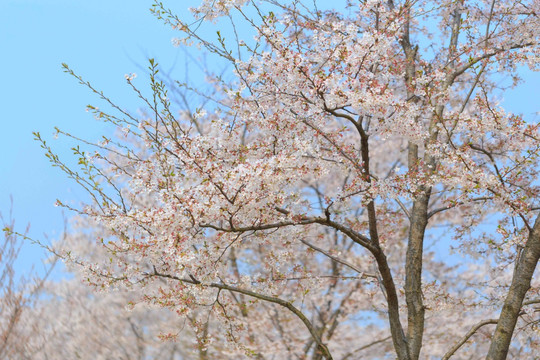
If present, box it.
[0,0,192,274]
[1,0,538,276]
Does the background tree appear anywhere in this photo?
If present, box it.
[22,216,193,360]
[35,0,539,359]
[0,203,53,359]
[1,212,197,360]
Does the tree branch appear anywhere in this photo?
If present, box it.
[299,239,377,279]
[150,269,334,360]
[341,335,392,360]
[442,319,498,360]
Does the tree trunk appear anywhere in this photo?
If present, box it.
[486,214,540,359]
[406,188,430,359]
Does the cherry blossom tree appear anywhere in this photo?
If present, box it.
[36,0,539,359]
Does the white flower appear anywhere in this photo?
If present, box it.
[124,73,137,81]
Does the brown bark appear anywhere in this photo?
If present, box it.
[405,189,430,359]
[486,214,540,359]
[372,249,411,360]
